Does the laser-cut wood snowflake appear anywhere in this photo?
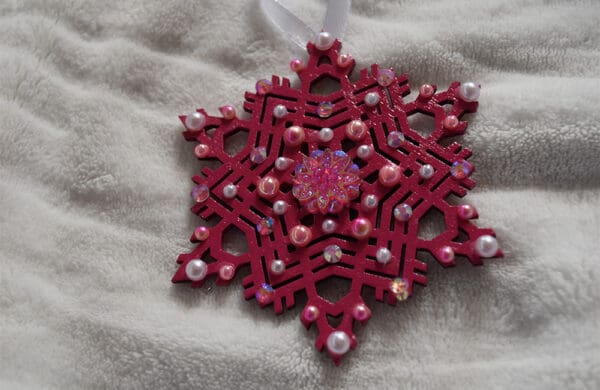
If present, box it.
[173,39,502,365]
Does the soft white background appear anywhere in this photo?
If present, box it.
[1,0,599,389]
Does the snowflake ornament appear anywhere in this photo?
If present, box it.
[173,36,502,365]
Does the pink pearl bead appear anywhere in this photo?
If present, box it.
[219,264,235,280]
[351,218,372,240]
[443,115,460,131]
[378,164,401,187]
[219,105,236,120]
[194,144,210,158]
[438,246,455,264]
[352,303,371,322]
[457,204,476,220]
[418,84,435,99]
[283,126,305,147]
[337,53,353,67]
[290,225,312,247]
[257,176,280,198]
[345,120,367,141]
[194,226,210,241]
[290,58,305,72]
[302,305,320,322]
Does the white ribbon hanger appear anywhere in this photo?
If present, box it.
[260,0,352,50]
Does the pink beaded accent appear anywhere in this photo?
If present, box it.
[290,58,305,72]
[219,105,236,120]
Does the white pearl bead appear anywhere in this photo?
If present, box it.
[362,194,378,210]
[222,183,238,199]
[315,31,334,50]
[459,81,481,102]
[274,157,293,171]
[321,219,337,233]
[185,259,208,281]
[318,127,334,142]
[375,247,392,264]
[475,235,499,258]
[270,259,286,275]
[364,92,380,107]
[185,112,206,130]
[326,331,351,355]
[356,144,374,160]
[272,200,288,215]
[273,104,288,118]
[419,164,434,179]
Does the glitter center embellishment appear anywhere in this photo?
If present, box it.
[292,149,360,214]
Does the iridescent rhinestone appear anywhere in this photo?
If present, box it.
[190,184,209,203]
[255,79,272,95]
[376,68,395,87]
[323,245,343,263]
[387,131,405,148]
[389,278,409,301]
[451,160,473,179]
[256,217,274,235]
[255,283,275,305]
[361,194,379,211]
[317,101,334,118]
[250,146,267,164]
[393,203,412,221]
[310,149,324,158]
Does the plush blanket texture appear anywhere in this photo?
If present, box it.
[1,0,599,389]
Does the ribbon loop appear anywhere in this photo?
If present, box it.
[260,0,352,49]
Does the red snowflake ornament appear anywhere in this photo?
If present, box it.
[173,39,502,365]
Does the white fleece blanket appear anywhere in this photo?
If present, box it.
[1,0,599,389]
